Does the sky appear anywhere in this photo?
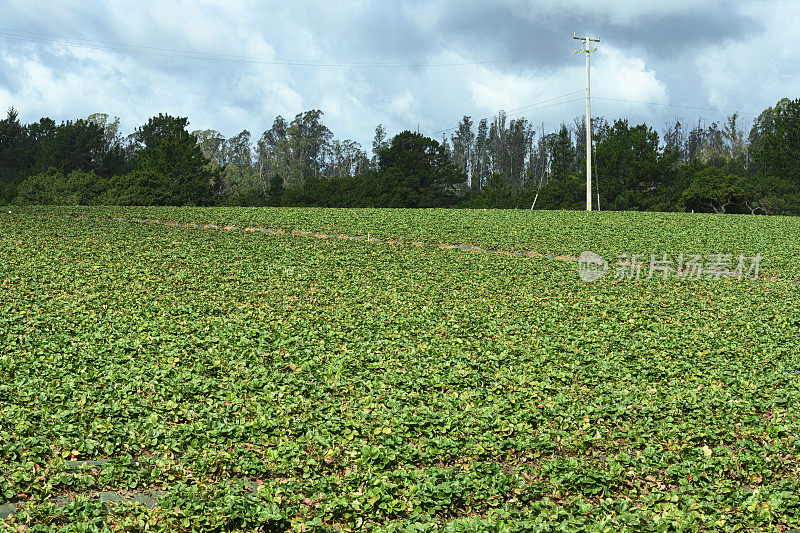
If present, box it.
[0,0,798,151]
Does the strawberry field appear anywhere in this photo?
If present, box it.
[1,207,800,532]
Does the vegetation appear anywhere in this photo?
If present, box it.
[3,98,800,213]
[2,207,800,531]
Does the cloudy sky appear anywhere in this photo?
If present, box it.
[0,0,797,149]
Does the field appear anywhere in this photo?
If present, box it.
[1,207,800,532]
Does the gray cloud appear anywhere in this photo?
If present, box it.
[0,0,793,150]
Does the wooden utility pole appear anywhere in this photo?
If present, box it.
[573,34,599,211]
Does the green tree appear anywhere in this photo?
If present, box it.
[371,124,389,169]
[594,120,662,210]
[268,173,284,206]
[257,116,290,185]
[26,117,57,175]
[745,98,800,214]
[752,98,800,184]
[378,131,466,207]
[682,166,744,213]
[744,175,800,215]
[50,119,108,175]
[506,117,534,190]
[193,129,226,167]
[219,130,259,196]
[87,113,121,147]
[537,174,584,210]
[133,113,217,205]
[451,116,474,187]
[286,110,332,187]
[0,107,29,198]
[472,118,489,190]
[546,125,575,183]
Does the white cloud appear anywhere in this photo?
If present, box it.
[594,46,667,103]
[0,0,786,148]
[465,46,667,131]
[388,89,417,119]
[468,64,567,114]
[693,0,800,116]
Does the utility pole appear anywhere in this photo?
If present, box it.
[573,34,599,211]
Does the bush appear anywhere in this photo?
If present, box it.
[14,170,109,205]
[224,189,270,207]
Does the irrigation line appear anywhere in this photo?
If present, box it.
[104,214,575,260]
[38,213,795,285]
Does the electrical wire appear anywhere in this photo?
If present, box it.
[0,27,535,68]
[593,96,759,116]
[432,91,584,135]
[504,39,571,112]
[6,26,790,136]
[432,39,574,137]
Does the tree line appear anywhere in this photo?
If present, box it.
[2,97,799,214]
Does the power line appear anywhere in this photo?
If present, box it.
[593,96,759,116]
[504,63,572,121]
[503,39,571,112]
[505,91,584,116]
[597,35,634,43]
[431,92,583,135]
[0,27,535,68]
[523,96,584,112]
[431,39,576,137]
[5,26,789,137]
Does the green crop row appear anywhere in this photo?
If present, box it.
[12,206,800,280]
[1,208,799,531]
